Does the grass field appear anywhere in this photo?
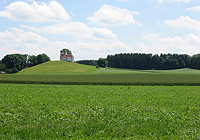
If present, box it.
[0,61,199,86]
[0,84,199,139]
[17,61,200,75]
[1,74,200,86]
[17,61,96,75]
[94,67,200,75]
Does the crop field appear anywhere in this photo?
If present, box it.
[1,73,200,86]
[0,61,197,86]
[0,84,199,139]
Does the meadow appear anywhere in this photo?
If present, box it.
[0,84,199,139]
[1,73,200,86]
[0,61,197,86]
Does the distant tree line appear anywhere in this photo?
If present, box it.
[76,60,97,66]
[0,53,50,74]
[107,53,200,70]
[76,59,108,68]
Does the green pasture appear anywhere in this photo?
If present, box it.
[1,61,200,85]
[1,73,200,85]
[17,61,200,75]
[17,61,97,75]
[0,84,199,139]
[94,67,200,75]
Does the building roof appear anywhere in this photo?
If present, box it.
[60,54,74,58]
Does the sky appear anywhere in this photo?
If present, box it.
[0,0,200,60]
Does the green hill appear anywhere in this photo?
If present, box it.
[17,61,200,75]
[17,61,97,75]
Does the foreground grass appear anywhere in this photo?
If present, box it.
[1,74,200,86]
[0,84,199,139]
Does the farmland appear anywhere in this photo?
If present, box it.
[1,61,200,86]
[1,73,200,86]
[0,84,199,139]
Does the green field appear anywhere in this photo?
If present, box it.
[17,61,96,75]
[1,74,200,86]
[0,61,199,85]
[0,84,199,139]
[17,61,200,75]
[1,62,200,139]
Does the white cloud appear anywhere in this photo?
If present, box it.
[158,0,193,4]
[140,33,200,55]
[164,16,200,32]
[87,4,139,26]
[0,1,70,22]
[0,26,132,60]
[20,22,119,41]
[186,6,200,12]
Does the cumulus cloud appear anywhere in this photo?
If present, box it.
[158,0,193,4]
[87,4,139,26]
[0,1,70,22]
[20,22,118,41]
[0,27,132,60]
[186,6,200,12]
[164,16,200,32]
[141,33,200,55]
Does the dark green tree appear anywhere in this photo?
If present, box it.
[2,54,27,71]
[37,53,50,64]
[190,54,200,69]
[61,49,72,55]
[28,55,38,67]
[0,61,6,71]
[97,58,108,68]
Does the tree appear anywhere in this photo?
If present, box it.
[28,55,38,67]
[0,61,6,71]
[2,54,27,71]
[97,58,108,68]
[190,54,200,69]
[61,49,72,55]
[37,53,50,64]
[76,60,97,66]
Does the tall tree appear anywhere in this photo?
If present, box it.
[0,60,6,71]
[37,53,50,64]
[2,54,27,71]
[28,55,38,67]
[97,58,108,68]
[190,54,200,69]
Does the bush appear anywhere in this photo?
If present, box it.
[12,67,19,73]
[96,65,100,69]
[5,69,12,74]
[97,58,108,68]
[0,63,6,71]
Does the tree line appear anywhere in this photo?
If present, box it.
[76,53,200,70]
[0,53,50,74]
[107,53,200,70]
[76,60,97,66]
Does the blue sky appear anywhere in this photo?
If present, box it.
[0,0,200,60]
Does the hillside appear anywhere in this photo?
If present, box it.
[17,61,97,75]
[17,61,200,75]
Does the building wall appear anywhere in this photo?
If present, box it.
[60,57,74,62]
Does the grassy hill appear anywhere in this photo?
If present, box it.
[17,61,200,75]
[1,61,200,85]
[17,61,97,75]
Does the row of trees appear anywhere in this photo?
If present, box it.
[76,59,108,68]
[0,53,50,73]
[76,60,97,66]
[107,53,200,70]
